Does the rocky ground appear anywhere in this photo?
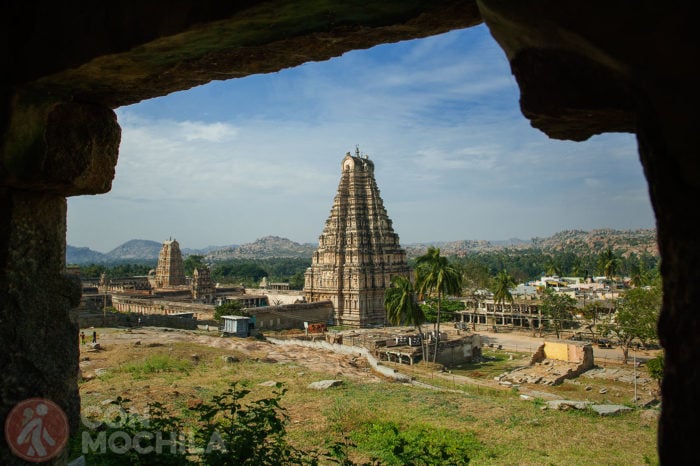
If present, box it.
[81,326,380,383]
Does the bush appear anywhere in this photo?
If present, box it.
[350,421,481,465]
[72,383,316,465]
[121,354,192,376]
[647,353,664,388]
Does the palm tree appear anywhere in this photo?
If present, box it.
[492,269,515,327]
[384,275,427,361]
[384,275,425,328]
[598,247,620,283]
[415,247,462,363]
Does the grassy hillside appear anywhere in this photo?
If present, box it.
[74,328,659,465]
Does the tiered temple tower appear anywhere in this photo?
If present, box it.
[304,149,411,327]
[153,238,186,288]
[191,267,215,302]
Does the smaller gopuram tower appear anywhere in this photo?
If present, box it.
[304,148,411,327]
[153,238,186,288]
[191,267,215,302]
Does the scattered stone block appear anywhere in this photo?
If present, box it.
[546,400,593,411]
[308,380,343,390]
[591,404,633,416]
[258,380,279,387]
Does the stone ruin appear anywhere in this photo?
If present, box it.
[497,340,594,386]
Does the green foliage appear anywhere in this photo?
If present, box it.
[384,275,425,328]
[491,270,515,308]
[214,301,245,323]
[449,248,660,285]
[350,421,481,465]
[600,285,662,363]
[69,396,187,465]
[288,271,306,290]
[183,255,206,276]
[212,261,268,285]
[79,263,154,279]
[597,247,621,280]
[647,353,664,387]
[192,382,313,465]
[459,261,491,290]
[415,247,462,363]
[121,354,193,377]
[211,258,311,287]
[71,384,316,465]
[75,383,488,465]
[419,298,465,323]
[539,289,577,339]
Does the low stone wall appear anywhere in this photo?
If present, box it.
[254,301,332,332]
[532,340,594,368]
[433,334,482,366]
[111,295,214,320]
[524,340,595,384]
[78,311,197,330]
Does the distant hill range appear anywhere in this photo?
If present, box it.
[404,228,658,259]
[204,236,315,260]
[67,229,658,264]
[66,239,238,264]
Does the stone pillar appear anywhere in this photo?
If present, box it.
[637,94,700,465]
[0,97,119,464]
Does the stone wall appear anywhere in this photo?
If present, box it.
[111,295,214,320]
[434,335,483,366]
[533,340,594,369]
[254,301,333,333]
[78,311,197,330]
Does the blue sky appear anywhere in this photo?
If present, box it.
[67,24,655,252]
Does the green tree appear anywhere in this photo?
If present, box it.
[580,301,612,339]
[79,264,108,278]
[597,247,620,282]
[491,269,515,313]
[384,276,425,328]
[213,301,245,323]
[460,261,491,290]
[647,353,664,391]
[539,289,577,339]
[184,254,206,276]
[384,275,428,362]
[288,271,306,290]
[415,247,462,363]
[600,285,662,363]
[544,257,561,277]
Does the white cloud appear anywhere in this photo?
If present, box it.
[180,121,238,142]
[67,27,654,252]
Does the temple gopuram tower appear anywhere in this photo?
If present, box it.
[153,238,186,288]
[191,266,215,302]
[304,149,411,327]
